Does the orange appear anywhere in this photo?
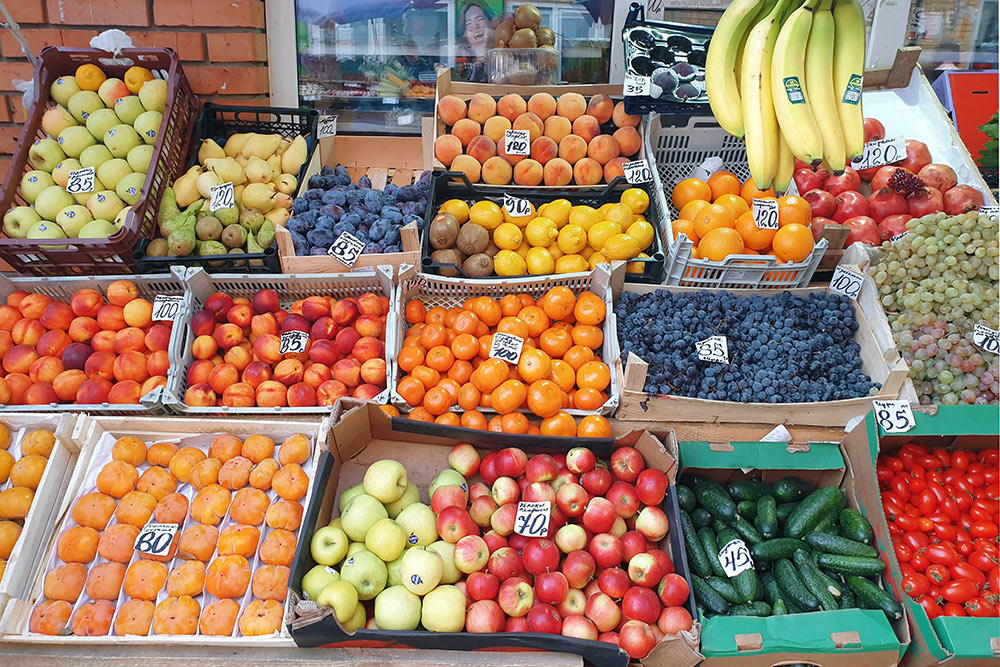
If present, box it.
[576,360,611,391]
[488,416,503,432]
[450,311,477,335]
[698,227,745,261]
[707,171,741,199]
[425,306,447,325]
[447,359,473,384]
[499,295,522,318]
[771,223,815,262]
[411,365,441,390]
[500,412,530,434]
[777,195,812,226]
[425,345,455,372]
[496,316,529,339]
[740,177,776,205]
[450,334,479,361]
[492,379,527,414]
[672,178,712,210]
[380,405,400,418]
[714,193,750,220]
[527,379,563,418]
[436,377,461,403]
[573,291,606,326]
[671,219,699,245]
[396,376,425,407]
[443,308,461,329]
[422,386,452,416]
[735,210,777,251]
[562,345,595,371]
[541,287,575,321]
[75,64,106,91]
[693,204,736,240]
[472,358,508,393]
[539,327,572,358]
[124,66,154,93]
[518,348,552,383]
[578,415,612,438]
[419,323,446,349]
[405,300,426,324]
[458,382,481,411]
[571,324,603,350]
[540,411,577,437]
[518,306,550,337]
[460,410,487,430]
[408,407,434,422]
[471,297,502,326]
[550,359,576,392]
[573,387,606,410]
[478,334,493,358]
[678,200,710,223]
[398,346,424,373]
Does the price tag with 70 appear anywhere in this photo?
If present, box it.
[873,399,915,433]
[327,231,366,268]
[696,335,729,364]
[133,522,179,556]
[503,129,530,156]
[514,501,551,537]
[280,330,310,355]
[489,332,524,364]
[66,166,96,195]
[718,539,754,577]
[752,198,779,230]
[151,295,183,322]
[973,324,999,354]
[853,136,906,171]
[503,194,532,217]
[829,265,864,301]
[622,160,652,184]
[209,182,235,212]
[317,114,338,139]
[623,73,651,97]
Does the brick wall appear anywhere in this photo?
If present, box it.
[0,0,269,179]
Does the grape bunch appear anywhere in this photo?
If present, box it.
[615,290,879,403]
[869,211,999,405]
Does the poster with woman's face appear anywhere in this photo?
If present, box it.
[457,0,505,81]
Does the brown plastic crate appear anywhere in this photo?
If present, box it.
[0,47,200,275]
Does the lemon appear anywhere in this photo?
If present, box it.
[525,217,558,247]
[503,200,536,227]
[580,246,594,259]
[555,254,589,274]
[493,222,523,250]
[515,240,531,258]
[557,224,587,254]
[589,252,610,269]
[439,199,470,223]
[602,203,635,227]
[546,243,564,261]
[525,247,555,275]
[627,252,650,273]
[494,249,527,276]
[469,200,503,230]
[602,233,642,260]
[621,188,650,215]
[568,205,600,231]
[588,221,622,249]
[626,220,655,251]
[542,199,572,227]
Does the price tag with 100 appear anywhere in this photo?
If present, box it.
[489,332,524,364]
[151,295,183,321]
[622,160,652,184]
[696,335,729,364]
[829,265,864,300]
[317,114,338,138]
[280,330,309,355]
[873,399,915,433]
[66,166,96,195]
[134,522,179,556]
[752,198,779,230]
[853,136,907,171]
[504,129,530,156]
[973,324,999,354]
[327,231,366,268]
[623,73,651,97]
[209,182,235,212]
[514,501,551,537]
[503,194,532,217]
[718,539,754,577]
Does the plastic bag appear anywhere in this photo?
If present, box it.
[90,29,134,60]
[12,78,33,112]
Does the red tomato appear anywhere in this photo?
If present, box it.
[933,449,951,468]
[895,543,913,563]
[927,470,945,485]
[927,563,951,585]
[951,451,970,471]
[965,472,986,488]
[919,456,940,470]
[934,522,959,542]
[902,573,930,598]
[981,449,998,465]
[971,521,999,539]
[918,595,943,619]
[965,596,996,617]
[942,579,978,603]
[918,518,935,532]
[877,466,894,484]
[928,481,948,503]
[968,550,997,573]
[975,539,999,557]
[885,456,903,472]
[940,497,960,521]
[989,565,1000,592]
[896,514,921,532]
[957,538,974,557]
[943,602,967,616]
[903,531,930,551]
[900,563,917,578]
[951,561,986,588]
[891,476,912,501]
[927,544,960,566]
[911,550,929,572]
[916,490,938,514]
[955,492,973,511]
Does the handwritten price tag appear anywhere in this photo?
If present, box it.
[718,539,754,577]
[133,522,179,556]
[696,335,729,364]
[489,332,524,364]
[66,166,96,195]
[853,136,906,171]
[209,182,235,212]
[623,73,651,97]
[752,198,779,230]
[503,194,532,217]
[623,160,653,184]
[280,330,309,355]
[318,114,338,139]
[504,129,530,156]
[151,295,183,321]
[514,501,551,538]
[398,113,414,126]
[973,324,1000,354]
[980,205,999,219]
[829,265,864,300]
[327,231,366,267]
[873,399,916,433]
[890,231,908,244]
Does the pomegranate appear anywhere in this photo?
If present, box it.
[793,167,829,194]
[863,118,886,143]
[943,185,985,215]
[823,167,861,196]
[803,188,836,218]
[844,215,881,246]
[917,163,957,193]
[810,216,839,243]
[867,187,908,222]
[833,190,870,222]
[908,187,944,217]
[878,214,912,242]
[856,163,885,182]
[899,139,932,174]
[871,165,917,193]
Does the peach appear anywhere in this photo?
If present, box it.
[513,159,544,186]
[73,492,117,530]
[588,135,620,165]
[252,333,282,365]
[57,525,99,563]
[437,95,467,126]
[11,319,44,347]
[178,524,219,562]
[10,454,46,489]
[147,349,169,378]
[497,94,527,121]
[360,357,386,385]
[5,290,27,307]
[23,382,58,405]
[224,345,251,371]
[214,323,243,350]
[153,595,200,635]
[218,523,260,558]
[169,446,207,483]
[122,298,152,328]
[251,314,278,338]
[334,326,360,354]
[223,382,255,407]
[148,442,178,466]
[84,349,115,380]
[125,559,169,601]
[192,334,219,360]
[530,136,558,165]
[115,599,154,637]
[574,158,604,186]
[76,377,112,404]
[86,561,126,601]
[140,375,167,398]
[497,139,525,166]
[116,490,157,527]
[528,92,557,120]
[572,115,601,143]
[544,158,574,187]
[205,292,234,320]
[153,491,188,524]
[71,600,114,637]
[106,280,138,307]
[613,101,640,128]
[512,112,544,142]
[191,310,216,337]
[29,355,63,384]
[144,324,172,352]
[259,528,297,566]
[249,458,279,491]
[452,118,481,147]
[272,463,309,502]
[587,94,615,124]
[310,316,336,341]
[44,562,87,602]
[0,520,19,559]
[227,303,253,327]
[333,357,361,387]
[189,484,231,525]
[483,116,512,144]
[29,600,72,636]
[62,341,92,369]
[317,379,348,406]
[242,361,272,388]
[96,304,126,331]
[286,381,317,407]
[558,134,588,165]
[189,457,222,490]
[557,93,587,121]
[352,336,382,363]
[604,157,629,183]
[96,460,138,498]
[266,499,304,531]
[108,379,142,405]
[18,294,52,320]
[252,564,290,602]
[467,92,497,124]
[0,305,19,331]
[166,560,206,597]
[308,339,338,367]
[113,350,150,383]
[612,127,640,158]
[98,522,139,562]
[208,362,240,394]
[273,358,304,386]
[92,329,115,352]
[70,289,105,317]
[482,156,513,185]
[303,362,331,389]
[200,598,240,636]
[435,134,464,166]
[299,296,329,323]
[353,383,382,400]
[206,554,251,599]
[357,292,383,317]
[36,330,70,358]
[219,456,253,490]
[467,135,497,165]
[252,289,280,315]
[183,383,216,407]
[450,155,481,183]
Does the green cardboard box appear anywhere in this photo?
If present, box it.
[843,404,1000,666]
[679,439,909,667]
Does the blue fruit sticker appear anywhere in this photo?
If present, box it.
[408,534,418,544]
[66,211,75,218]
[783,77,805,104]
[108,129,116,136]
[410,574,422,585]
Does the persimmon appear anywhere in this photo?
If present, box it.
[206,555,251,599]
[239,599,284,636]
[72,492,116,530]
[86,561,126,600]
[265,499,304,531]
[153,595,200,635]
[44,562,87,602]
[124,559,168,600]
[98,523,140,562]
[199,599,240,636]
[29,600,71,635]
[115,599,154,636]
[71,600,114,636]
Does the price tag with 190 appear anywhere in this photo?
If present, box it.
[717,539,754,577]
[489,332,524,364]
[133,522,179,556]
[623,73,651,97]
[622,160,652,184]
[327,231,366,268]
[66,166,96,195]
[829,265,864,300]
[151,295,183,322]
[752,198,779,230]
[279,330,310,355]
[873,399,916,433]
[317,114,338,139]
[973,324,1000,354]
[209,182,235,212]
[504,129,530,156]
[853,136,906,171]
[503,194,532,217]
[514,501,551,537]
[696,335,729,364]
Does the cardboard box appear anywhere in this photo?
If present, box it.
[843,405,1000,666]
[288,400,702,667]
[679,438,910,666]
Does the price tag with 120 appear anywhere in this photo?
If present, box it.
[514,501,550,537]
[752,198,779,230]
[317,114,338,138]
[873,399,915,433]
[209,182,235,212]
[973,324,1000,354]
[66,167,96,195]
[279,330,309,355]
[504,194,532,217]
[489,332,524,364]
[853,136,906,171]
[504,129,530,156]
[327,231,366,268]
[623,73,651,97]
[717,539,754,577]
[829,265,864,300]
[151,295,183,321]
[622,160,652,184]
[696,335,729,364]
[133,522,179,556]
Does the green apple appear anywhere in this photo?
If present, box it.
[50,76,81,107]
[363,459,408,503]
[421,585,466,632]
[427,540,461,584]
[71,176,105,205]
[52,158,82,188]
[315,580,358,623]
[3,206,42,239]
[340,549,387,601]
[344,602,366,632]
[20,171,55,204]
[138,78,167,112]
[114,95,146,125]
[80,144,114,170]
[385,552,405,587]
[310,525,348,566]
[27,220,68,249]
[85,108,119,141]
[384,481,420,518]
[28,138,65,172]
[57,125,96,159]
[400,546,443,595]
[34,186,75,221]
[77,219,118,239]
[301,564,339,601]
[328,517,342,530]
[395,502,437,547]
[55,205,93,237]
[103,124,141,158]
[346,542,367,558]
[364,518,406,562]
[67,90,103,123]
[374,585,421,631]
[338,483,365,512]
[96,158,132,191]
[116,172,145,205]
[134,110,162,145]
[41,105,77,138]
[86,190,125,222]
[127,144,153,173]
[341,493,387,542]
[114,205,132,230]
[429,469,467,500]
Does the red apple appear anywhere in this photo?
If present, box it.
[526,603,562,635]
[498,576,534,617]
[610,446,644,482]
[657,573,690,607]
[562,549,596,589]
[554,524,588,553]
[584,592,622,633]
[487,546,524,581]
[589,533,625,570]
[621,531,647,562]
[523,537,560,575]
[582,497,617,534]
[648,549,675,577]
[431,484,467,514]
[490,502,518,536]
[448,442,480,477]
[491,476,520,506]
[635,506,669,542]
[470,494,498,528]
[482,530,507,554]
[523,481,555,504]
[496,447,527,477]
[622,586,660,624]
[550,468,577,492]
[598,566,631,599]
[466,599,505,633]
[607,481,640,518]
[436,506,477,543]
[535,571,570,605]
[558,589,587,618]
[658,606,693,635]
[581,466,612,496]
[620,619,657,659]
[566,447,596,474]
[560,614,598,640]
[555,482,589,518]
[525,454,558,483]
[627,553,662,587]
[467,571,500,601]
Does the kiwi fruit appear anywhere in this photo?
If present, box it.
[431,249,465,277]
[514,4,542,30]
[484,241,501,257]
[195,215,223,241]
[429,212,459,250]
[508,28,538,49]
[456,222,489,255]
[535,27,555,47]
[463,253,494,277]
[495,19,515,47]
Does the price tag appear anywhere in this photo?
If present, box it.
[383,97,399,105]
[133,522,179,556]
[622,160,653,184]
[623,73,651,97]
[873,399,916,433]
[209,182,235,212]
[489,332,524,364]
[151,295,183,321]
[317,114,338,139]
[973,324,1000,354]
[852,136,907,171]
[398,113,414,126]
[889,231,908,244]
[503,193,532,217]
[66,166,95,195]
[752,198,779,230]
[514,501,551,537]
[326,231,366,267]
[717,539,754,577]
[280,330,310,355]
[980,205,999,219]
[504,129,530,156]
[829,265,864,300]
[695,335,729,364]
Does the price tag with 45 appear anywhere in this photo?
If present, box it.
[327,231,366,268]
[829,265,864,301]
[622,160,652,184]
[503,194,532,217]
[133,522,179,557]
[151,295,183,322]
[503,129,530,156]
[489,332,524,364]
[623,73,651,97]
[210,182,235,212]
[873,399,915,433]
[280,330,310,355]
[696,335,729,364]
[717,539,754,577]
[514,501,551,537]
[853,136,906,171]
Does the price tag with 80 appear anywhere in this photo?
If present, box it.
[318,114,338,139]
[752,198,779,230]
[209,182,235,212]
[622,160,652,184]
[514,501,551,537]
[66,166,96,195]
[873,399,916,433]
[280,330,310,355]
[151,295,183,322]
[503,194,532,217]
[695,335,729,364]
[327,231,366,268]
[853,136,907,171]
[133,522,179,556]
[717,539,754,577]
[623,73,651,97]
[503,129,530,156]
[489,332,524,364]
[973,324,1000,354]
[829,265,864,300]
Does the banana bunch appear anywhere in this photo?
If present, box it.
[706,0,866,191]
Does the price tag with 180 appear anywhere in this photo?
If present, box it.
[622,160,652,184]
[151,295,183,321]
[853,136,906,171]
[280,330,310,355]
[696,335,729,364]
[504,129,530,156]
[717,539,754,577]
[873,399,915,433]
[134,522,179,556]
[514,501,551,537]
[752,198,779,230]
[623,73,651,97]
[489,332,524,364]
[503,194,532,217]
[209,182,235,212]
[973,324,1000,354]
[327,231,366,268]
[66,166,96,195]
[829,265,864,300]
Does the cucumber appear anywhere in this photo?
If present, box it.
[774,476,815,502]
[737,500,758,518]
[751,538,805,562]
[692,477,738,523]
[776,501,801,523]
[691,575,729,616]
[793,550,840,611]
[676,484,696,512]
[838,581,856,609]
[755,495,778,539]
[705,576,742,603]
[775,559,820,611]
[732,516,764,545]
[839,508,874,544]
[785,487,846,538]
[846,576,904,620]
[804,531,879,558]
[729,601,772,616]
[772,599,788,615]
[698,527,727,578]
[681,510,714,578]
[815,554,885,576]
[760,570,780,605]
[691,507,713,528]
[813,512,839,534]
[728,479,773,502]
[717,527,759,603]
[712,519,728,534]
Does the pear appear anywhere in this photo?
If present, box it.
[196,170,223,199]
[167,210,198,256]
[235,155,249,169]
[146,238,168,257]
[245,225,266,265]
[224,133,251,158]
[234,185,245,211]
[241,133,282,159]
[241,182,276,212]
[266,155,282,179]
[214,204,239,227]
[240,208,265,234]
[173,167,203,208]
[276,173,298,195]
[158,187,180,228]
[197,240,227,256]
[204,157,246,185]
[264,207,290,227]
[281,135,308,175]
[245,156,273,184]
[198,138,225,164]
[272,192,293,210]
[221,223,247,248]
[256,220,276,248]
[195,216,223,241]
[276,138,291,156]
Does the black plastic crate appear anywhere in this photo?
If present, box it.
[422,171,666,284]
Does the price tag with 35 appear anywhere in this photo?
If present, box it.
[133,522,179,556]
[717,539,754,577]
[318,114,338,139]
[829,265,864,301]
[752,198,779,230]
[853,136,907,171]
[504,129,530,156]
[489,332,524,364]
[66,166,96,195]
[503,194,532,217]
[327,231,366,268]
[151,295,183,322]
[696,335,729,364]
[514,501,551,538]
[622,160,652,184]
[873,399,915,433]
[209,182,235,212]
[623,73,651,97]
[973,324,1000,354]
[280,330,310,355]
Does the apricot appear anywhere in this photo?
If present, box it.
[573,158,604,186]
[98,523,140,562]
[249,458,279,491]
[169,446,207,483]
[259,529,297,567]
[136,465,178,502]
[252,564,290,602]
[612,101,640,128]
[124,559,168,600]
[178,524,219,562]
[115,490,157,528]
[451,154,481,183]
[107,280,138,306]
[57,525,99,563]
[229,487,269,525]
[199,598,240,636]
[23,381,59,405]
[277,434,311,466]
[189,458,222,490]
[239,599,284,637]
[189,484,231,525]
[437,94,467,126]
[71,599,114,637]
[152,492,189,524]
[185,383,217,408]
[527,92,557,120]
[145,324,172,352]
[205,555,251,599]
[0,486,34,519]
[147,442,178,466]
[166,560,206,597]
[10,454,47,489]
[482,156,513,185]
[209,434,243,462]
[208,363,239,394]
[85,561,126,600]
[556,92,587,121]
[543,158,574,187]
[153,595,200,635]
[483,115,512,144]
[115,599,154,636]
[0,520,21,558]
[452,118,481,147]
[218,456,253,490]
[44,562,87,602]
[217,524,260,558]
[96,460,139,498]
[29,599,72,635]
[530,136,558,165]
[272,463,310,501]
[21,429,55,457]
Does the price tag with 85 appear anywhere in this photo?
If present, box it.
[209,182,235,212]
[873,399,915,433]
[853,136,907,171]
[280,330,309,355]
[717,539,754,577]
[318,114,338,139]
[696,335,729,364]
[514,501,551,537]
[489,332,524,364]
[752,198,779,230]
[327,231,366,268]
[504,129,530,156]
[622,160,652,184]
[133,522,179,556]
[151,295,183,322]
[66,166,96,195]
[973,324,1000,354]
[623,73,651,97]
[503,194,532,217]
[829,265,864,300]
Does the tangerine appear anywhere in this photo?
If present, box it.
[518,348,552,383]
[541,287,575,321]
[471,297,502,326]
[492,379,527,414]
[434,412,461,426]
[576,360,611,391]
[472,358,508,393]
[419,323,447,349]
[500,412,530,434]
[562,345,595,371]
[460,410,487,430]
[450,334,478,361]
[540,411,577,437]
[425,306,447,325]
[405,300,426,324]
[408,407,435,422]
[447,359,474,383]
[397,376,425,407]
[573,387,606,410]
[496,316,529,339]
[423,386,452,416]
[411,365,441,390]
[670,219,699,245]
[457,382,481,411]
[672,178,712,210]
[577,415,612,438]
[571,325,603,350]
[425,346,455,372]
[549,359,576,392]
[527,380,563,418]
[573,291,605,326]
[539,327,572,358]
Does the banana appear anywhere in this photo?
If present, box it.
[805,0,846,173]
[771,0,824,166]
[774,130,796,193]
[706,0,768,138]
[832,0,866,161]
